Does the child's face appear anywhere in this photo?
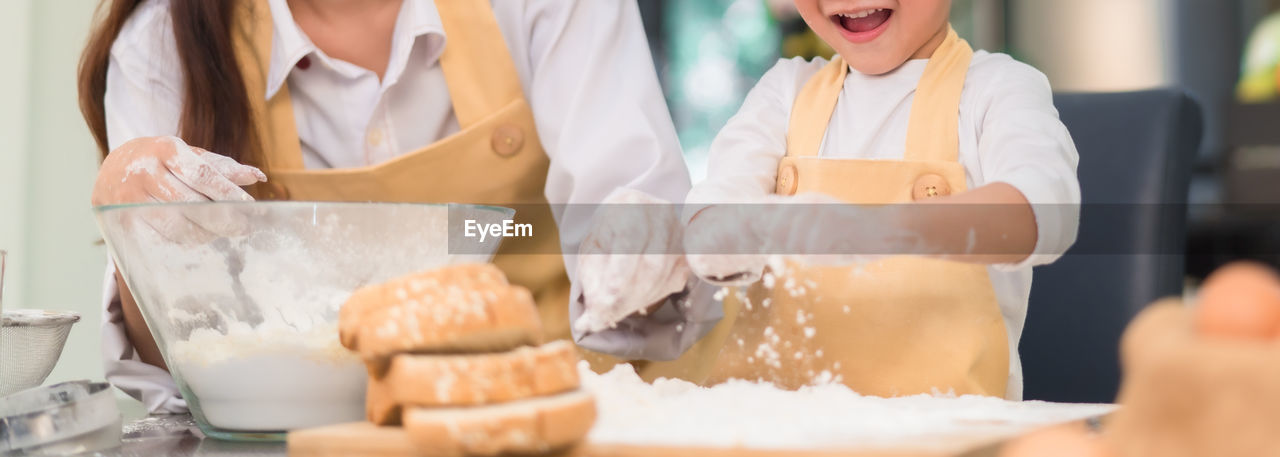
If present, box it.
[795,0,952,75]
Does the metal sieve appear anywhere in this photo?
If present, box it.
[1,310,81,397]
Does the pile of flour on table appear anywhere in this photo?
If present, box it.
[582,362,1114,452]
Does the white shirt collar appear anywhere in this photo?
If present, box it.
[264,0,447,100]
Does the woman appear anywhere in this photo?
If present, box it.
[81,0,708,413]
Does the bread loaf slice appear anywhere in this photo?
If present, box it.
[366,341,581,425]
[340,264,544,367]
[339,283,385,350]
[287,421,418,457]
[366,374,403,426]
[403,390,596,457]
[381,340,580,417]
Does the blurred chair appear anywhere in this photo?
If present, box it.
[1020,90,1203,403]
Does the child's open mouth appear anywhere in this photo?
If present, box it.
[831,8,893,43]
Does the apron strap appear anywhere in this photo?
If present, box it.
[435,0,528,129]
[233,0,305,171]
[783,26,973,163]
[785,58,848,158]
[903,27,973,163]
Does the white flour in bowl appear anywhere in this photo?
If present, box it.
[169,324,366,431]
[115,205,460,433]
[582,361,1115,452]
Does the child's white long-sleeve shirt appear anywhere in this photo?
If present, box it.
[685,52,1083,400]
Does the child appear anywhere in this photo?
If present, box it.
[675,0,1081,400]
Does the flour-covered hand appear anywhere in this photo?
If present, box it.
[576,188,692,334]
[687,193,888,282]
[753,193,891,266]
[93,136,265,206]
[684,204,769,287]
[92,136,267,242]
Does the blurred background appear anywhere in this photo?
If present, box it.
[0,0,1278,409]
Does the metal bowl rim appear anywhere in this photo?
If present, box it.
[1,310,81,328]
[92,201,516,217]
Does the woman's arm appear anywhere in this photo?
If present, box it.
[518,0,712,358]
[98,3,186,396]
[96,1,262,412]
[115,271,167,370]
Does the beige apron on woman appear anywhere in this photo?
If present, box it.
[229,0,573,342]
[645,28,1009,398]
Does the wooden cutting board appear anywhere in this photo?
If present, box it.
[287,422,963,457]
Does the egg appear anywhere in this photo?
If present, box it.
[1195,261,1280,340]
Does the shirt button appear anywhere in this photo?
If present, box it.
[777,164,799,196]
[367,128,384,147]
[490,125,525,157]
[912,174,951,201]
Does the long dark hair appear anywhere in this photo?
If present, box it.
[78,0,261,168]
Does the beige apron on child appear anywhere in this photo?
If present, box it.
[644,28,1009,398]
[229,0,573,343]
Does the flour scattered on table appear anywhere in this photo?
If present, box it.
[582,362,1115,452]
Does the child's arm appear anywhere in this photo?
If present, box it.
[886,182,1040,264]
[962,59,1082,268]
[875,59,1079,266]
[682,59,827,283]
[683,58,827,222]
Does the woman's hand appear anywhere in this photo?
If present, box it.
[93,136,267,242]
[575,188,692,334]
[92,136,266,206]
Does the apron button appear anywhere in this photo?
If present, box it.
[912,174,951,201]
[491,125,525,157]
[777,164,799,196]
[263,182,290,200]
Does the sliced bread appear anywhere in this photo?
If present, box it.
[387,341,581,406]
[341,264,544,367]
[366,374,403,426]
[366,341,582,425]
[287,421,418,457]
[403,389,596,457]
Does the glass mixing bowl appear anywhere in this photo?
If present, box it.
[94,202,514,441]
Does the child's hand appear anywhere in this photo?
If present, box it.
[755,193,888,266]
[685,205,768,286]
[686,194,883,285]
[575,188,692,334]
